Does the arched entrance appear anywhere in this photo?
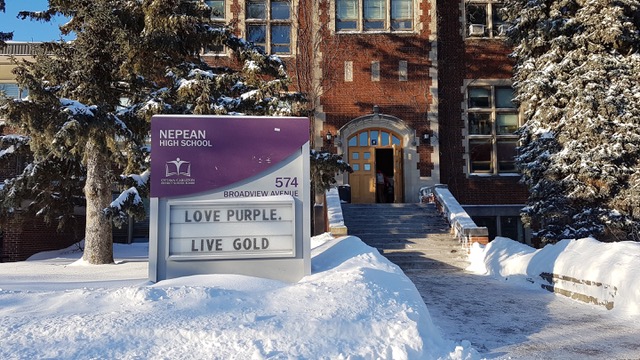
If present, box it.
[347,128,404,203]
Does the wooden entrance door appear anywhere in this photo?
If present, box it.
[347,129,403,204]
[349,146,375,203]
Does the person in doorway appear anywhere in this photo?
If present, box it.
[376,170,389,203]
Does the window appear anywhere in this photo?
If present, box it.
[467,84,520,175]
[371,61,380,81]
[204,0,227,54]
[0,84,28,99]
[336,0,413,32]
[246,0,291,54]
[465,1,507,38]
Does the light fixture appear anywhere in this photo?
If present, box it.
[325,131,333,142]
[422,131,430,141]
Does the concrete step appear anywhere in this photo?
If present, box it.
[341,202,467,271]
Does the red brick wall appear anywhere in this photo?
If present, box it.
[1,214,85,262]
[319,0,436,174]
[437,0,528,205]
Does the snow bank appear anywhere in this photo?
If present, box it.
[0,235,478,359]
[468,237,640,316]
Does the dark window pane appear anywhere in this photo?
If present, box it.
[467,4,487,25]
[497,139,517,172]
[364,20,385,30]
[470,139,493,173]
[247,25,266,44]
[247,0,266,19]
[271,24,290,53]
[391,20,412,30]
[205,0,225,19]
[271,0,290,20]
[469,87,490,108]
[496,87,515,108]
[469,112,492,135]
[337,20,358,30]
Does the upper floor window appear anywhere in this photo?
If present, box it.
[465,1,507,38]
[204,0,227,54]
[206,0,225,19]
[336,0,413,32]
[466,83,520,175]
[0,84,28,100]
[246,0,292,54]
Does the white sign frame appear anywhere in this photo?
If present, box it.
[165,197,296,260]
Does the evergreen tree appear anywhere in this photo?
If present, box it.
[0,0,304,264]
[0,0,12,44]
[502,0,640,243]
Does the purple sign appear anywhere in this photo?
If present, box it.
[151,115,309,198]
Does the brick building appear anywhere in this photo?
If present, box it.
[0,0,532,261]
[213,0,528,242]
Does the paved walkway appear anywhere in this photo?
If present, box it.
[342,203,640,359]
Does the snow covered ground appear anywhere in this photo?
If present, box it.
[0,234,477,360]
[2,233,639,359]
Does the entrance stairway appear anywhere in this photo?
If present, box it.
[341,203,469,271]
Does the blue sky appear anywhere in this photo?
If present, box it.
[1,0,70,42]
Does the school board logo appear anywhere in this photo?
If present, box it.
[161,157,196,186]
[166,158,191,177]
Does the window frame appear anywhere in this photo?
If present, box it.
[464,80,521,176]
[244,0,293,55]
[464,1,507,39]
[202,0,230,55]
[334,0,416,33]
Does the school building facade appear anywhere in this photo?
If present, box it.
[0,0,531,261]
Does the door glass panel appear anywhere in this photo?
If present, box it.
[370,130,378,145]
[352,152,359,160]
[348,136,357,146]
[359,132,368,146]
[392,135,400,145]
[381,132,390,146]
[352,164,360,171]
[363,152,371,160]
[364,164,371,171]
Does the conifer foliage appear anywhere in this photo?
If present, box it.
[502,0,640,243]
[0,0,304,264]
[0,1,11,44]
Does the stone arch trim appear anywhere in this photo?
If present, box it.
[336,113,427,202]
[337,114,415,146]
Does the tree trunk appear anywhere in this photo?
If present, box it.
[82,137,114,264]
